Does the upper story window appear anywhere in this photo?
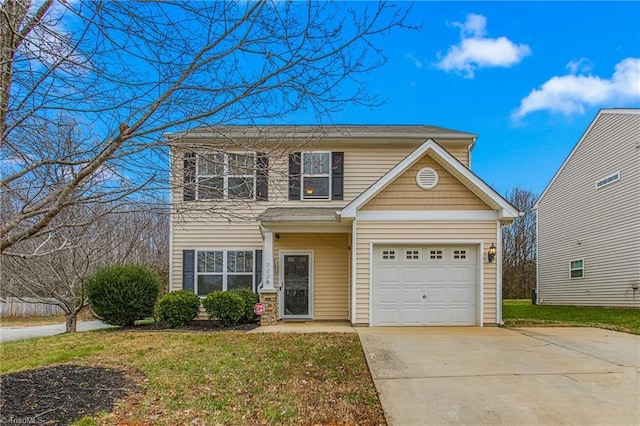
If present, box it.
[197,153,255,200]
[595,171,620,189]
[183,151,268,202]
[302,152,331,199]
[570,259,584,279]
[289,151,344,201]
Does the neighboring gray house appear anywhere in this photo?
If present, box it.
[535,109,640,307]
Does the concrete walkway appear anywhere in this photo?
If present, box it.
[0,320,114,343]
[357,326,640,426]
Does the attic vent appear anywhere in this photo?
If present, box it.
[416,167,439,190]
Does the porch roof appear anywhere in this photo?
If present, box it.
[258,207,341,223]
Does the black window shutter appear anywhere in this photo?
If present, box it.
[183,153,196,201]
[254,249,263,292]
[331,152,344,200]
[183,250,195,292]
[256,153,269,201]
[289,152,301,200]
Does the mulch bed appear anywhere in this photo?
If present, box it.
[0,365,138,425]
[1,322,259,425]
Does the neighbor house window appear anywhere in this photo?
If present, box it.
[196,250,254,296]
[570,259,584,279]
[595,171,620,189]
[302,152,331,199]
[196,153,256,200]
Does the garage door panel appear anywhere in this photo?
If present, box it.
[425,287,446,303]
[378,309,399,325]
[426,308,446,325]
[373,245,478,326]
[401,308,423,325]
[450,266,474,283]
[402,267,423,283]
[450,287,474,303]
[378,267,400,284]
[402,287,423,303]
[426,267,446,283]
[379,288,399,304]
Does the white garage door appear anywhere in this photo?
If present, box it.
[372,246,478,326]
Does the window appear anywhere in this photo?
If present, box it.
[380,249,397,262]
[452,248,469,261]
[428,248,444,261]
[595,171,620,189]
[196,250,254,296]
[570,259,584,279]
[405,249,421,261]
[196,153,256,200]
[288,152,344,201]
[302,152,331,199]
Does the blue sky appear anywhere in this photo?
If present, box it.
[291,1,640,196]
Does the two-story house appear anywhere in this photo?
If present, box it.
[535,109,640,307]
[168,126,520,326]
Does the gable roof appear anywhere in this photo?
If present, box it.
[339,139,520,220]
[534,108,640,209]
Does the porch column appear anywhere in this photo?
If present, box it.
[259,230,278,326]
[261,230,275,290]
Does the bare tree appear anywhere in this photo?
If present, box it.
[502,187,538,299]
[1,0,414,254]
[1,203,169,331]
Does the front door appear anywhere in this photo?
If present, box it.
[280,252,313,319]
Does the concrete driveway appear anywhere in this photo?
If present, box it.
[357,327,640,426]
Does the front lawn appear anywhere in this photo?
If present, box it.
[503,299,640,334]
[1,330,384,425]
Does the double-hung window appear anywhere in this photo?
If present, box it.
[302,152,331,199]
[196,153,256,200]
[196,250,254,296]
[570,259,584,279]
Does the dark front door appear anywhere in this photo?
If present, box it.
[281,254,311,318]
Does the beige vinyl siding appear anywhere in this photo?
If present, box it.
[361,153,492,211]
[355,221,498,325]
[275,233,350,320]
[171,212,263,292]
[537,111,640,307]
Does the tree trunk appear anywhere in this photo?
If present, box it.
[65,313,78,333]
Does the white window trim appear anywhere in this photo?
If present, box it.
[196,152,257,201]
[195,249,256,295]
[595,171,620,189]
[569,258,584,279]
[301,151,332,200]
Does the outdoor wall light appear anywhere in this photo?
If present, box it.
[487,243,497,263]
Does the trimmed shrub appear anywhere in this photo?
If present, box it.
[230,288,259,323]
[156,290,201,328]
[85,264,160,327]
[202,291,244,327]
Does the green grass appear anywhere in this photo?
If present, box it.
[503,299,640,334]
[0,330,384,425]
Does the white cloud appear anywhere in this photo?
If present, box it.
[404,52,423,69]
[566,57,593,74]
[513,57,640,118]
[436,14,531,78]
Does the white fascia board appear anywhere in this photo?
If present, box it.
[356,210,498,221]
[340,139,520,219]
